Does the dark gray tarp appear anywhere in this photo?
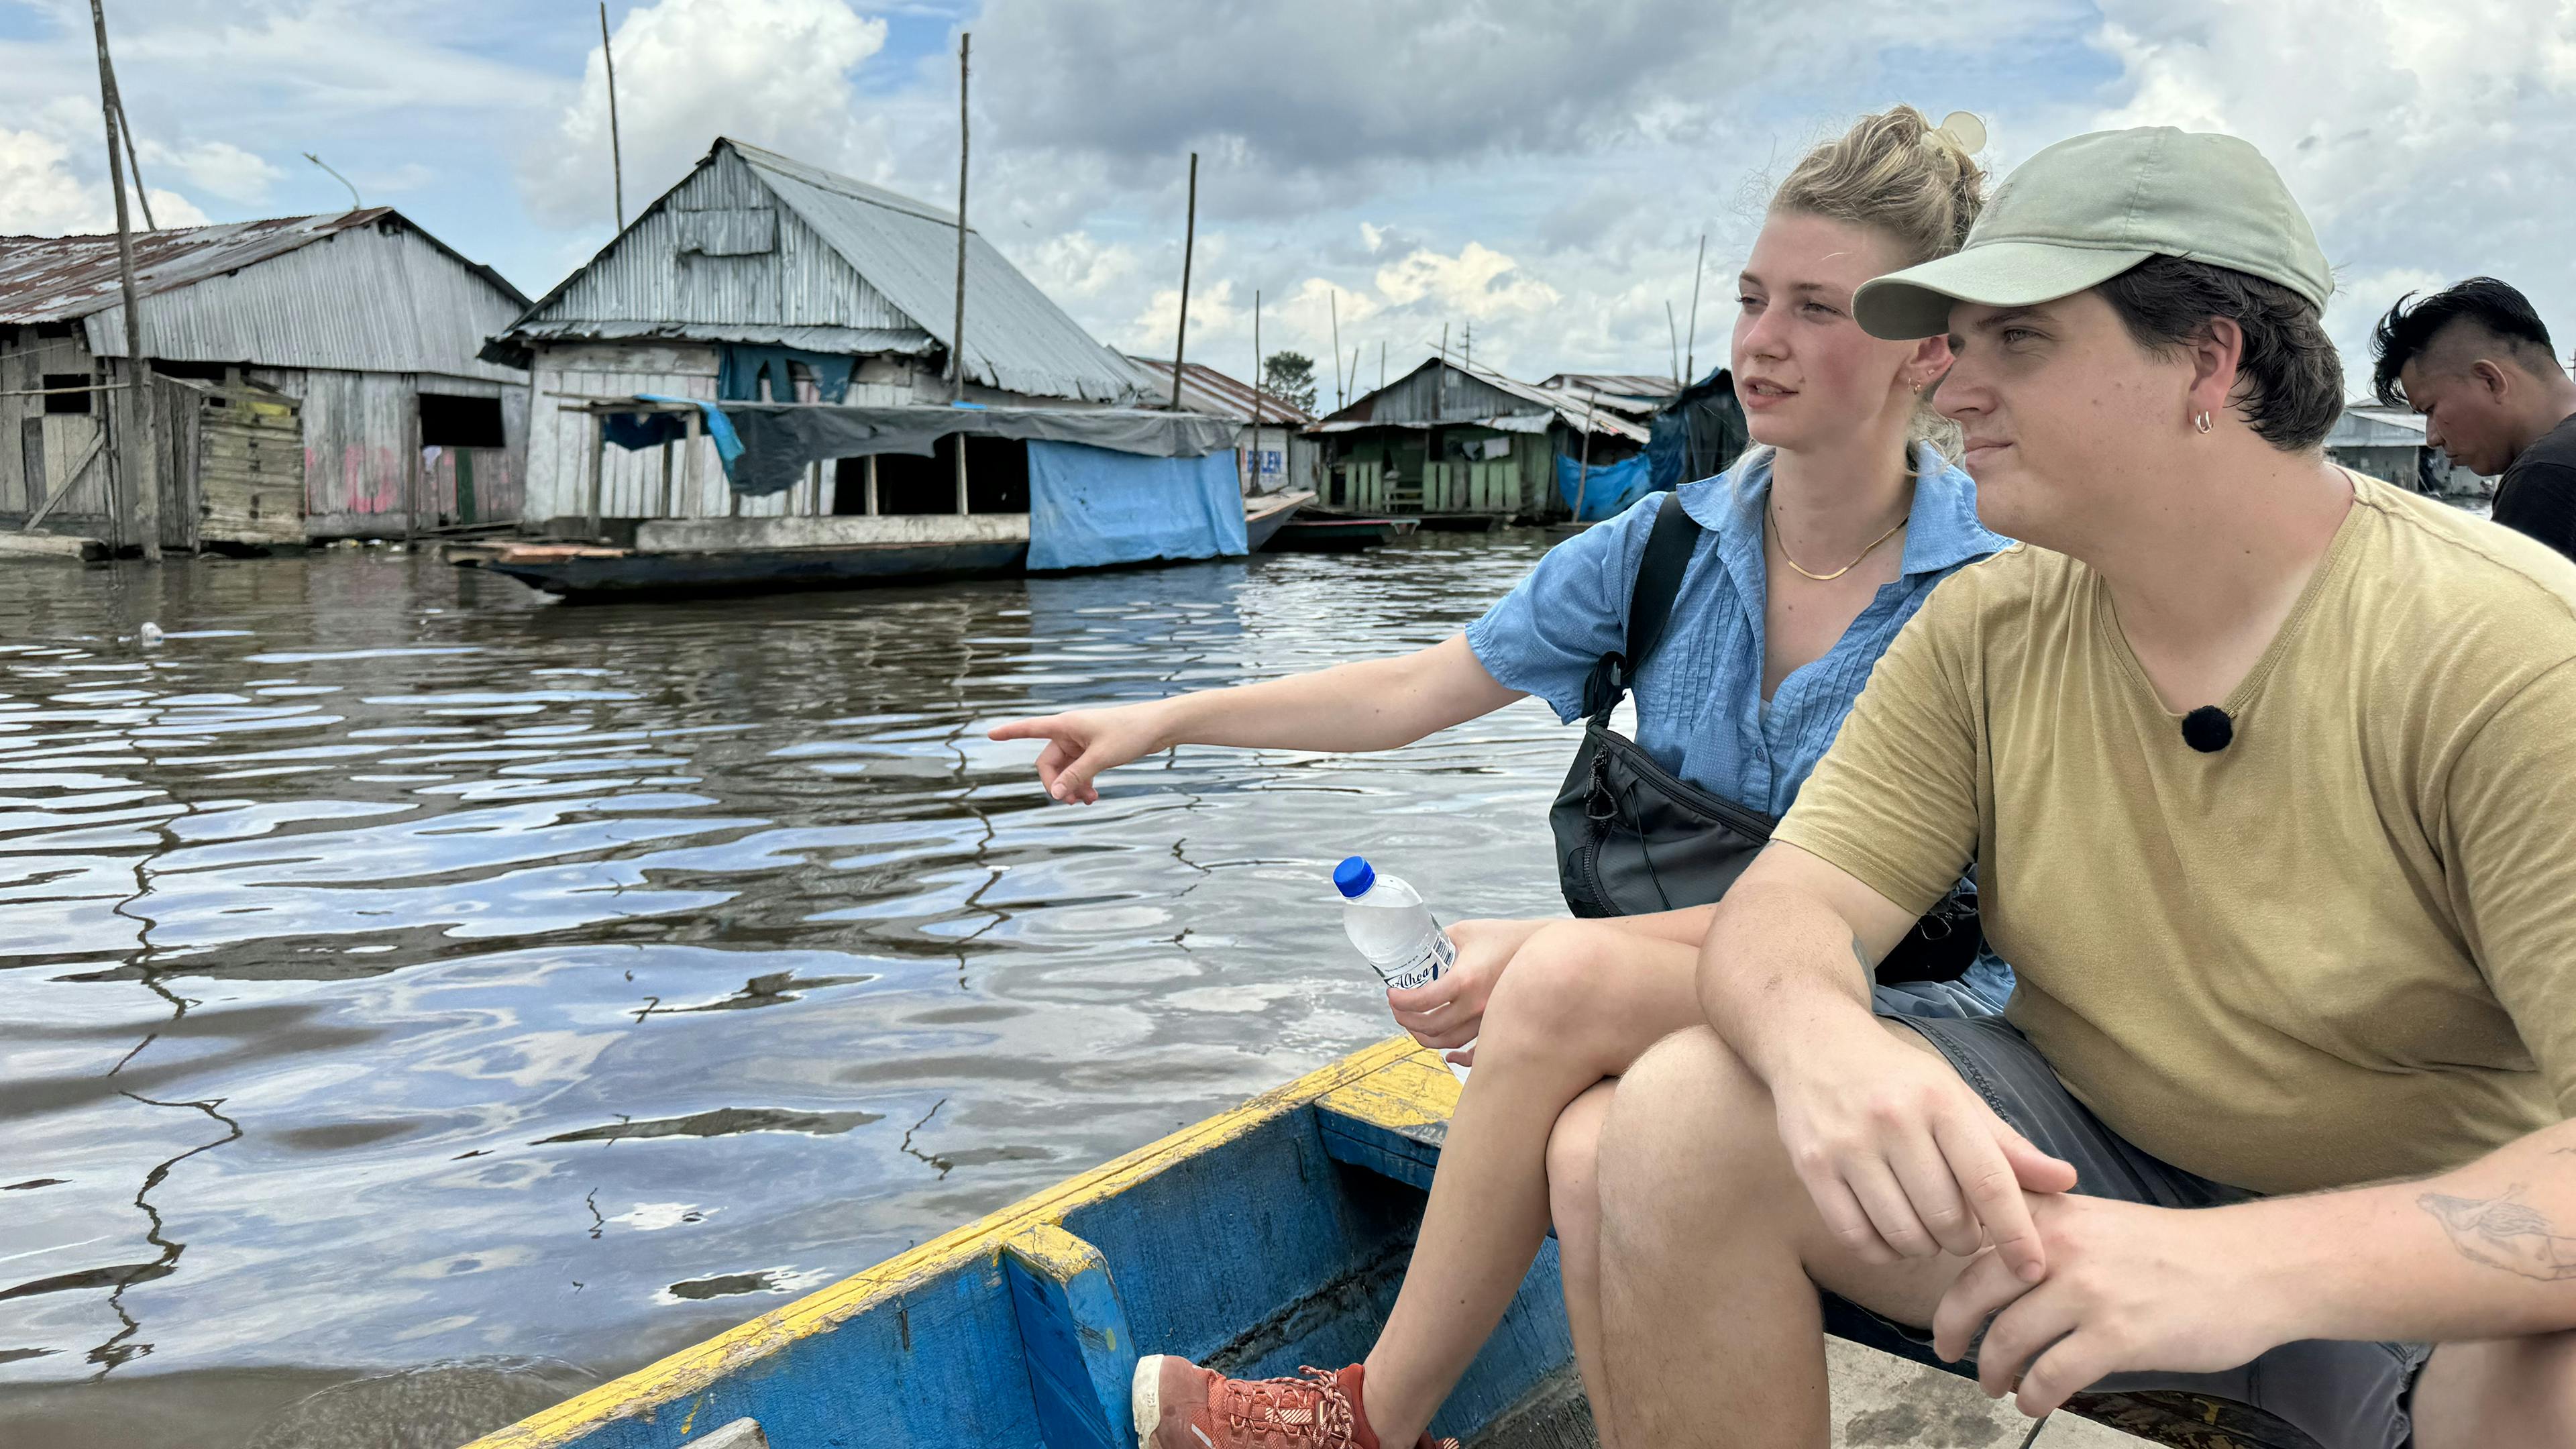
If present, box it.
[713,403,1240,496]
[1646,367,1750,494]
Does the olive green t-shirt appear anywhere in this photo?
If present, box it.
[1776,474,2576,1194]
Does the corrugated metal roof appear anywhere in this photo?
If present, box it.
[508,319,934,354]
[1541,372,1678,408]
[1123,356,1316,425]
[1322,357,1648,443]
[0,209,386,323]
[0,209,529,382]
[500,138,1154,405]
[2327,404,2430,448]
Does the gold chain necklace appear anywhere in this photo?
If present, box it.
[1768,502,1908,582]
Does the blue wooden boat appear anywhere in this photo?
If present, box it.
[460,1038,1578,1449]
[461,1036,2306,1449]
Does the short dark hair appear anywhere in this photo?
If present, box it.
[2097,255,2344,451]
[2370,277,2559,407]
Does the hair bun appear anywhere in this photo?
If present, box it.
[1933,111,1988,154]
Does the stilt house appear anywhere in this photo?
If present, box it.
[484,138,1160,538]
[1309,358,1647,523]
[1123,356,1320,498]
[0,210,531,547]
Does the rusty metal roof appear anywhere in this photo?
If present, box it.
[0,209,517,325]
[0,209,529,381]
[1122,356,1316,425]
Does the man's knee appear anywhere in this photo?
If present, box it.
[2419,1330,2576,1448]
[1597,1027,1778,1210]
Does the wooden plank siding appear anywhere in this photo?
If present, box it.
[0,330,115,529]
[523,342,918,532]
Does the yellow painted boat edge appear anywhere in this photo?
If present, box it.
[461,1034,1446,1449]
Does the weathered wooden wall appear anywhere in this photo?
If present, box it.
[523,341,932,531]
[0,329,115,531]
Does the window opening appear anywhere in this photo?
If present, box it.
[419,393,505,449]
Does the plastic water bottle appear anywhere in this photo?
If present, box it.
[1335,856,1456,990]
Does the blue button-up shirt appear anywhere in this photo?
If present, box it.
[1466,444,2017,1011]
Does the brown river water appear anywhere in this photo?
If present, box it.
[0,537,1576,1448]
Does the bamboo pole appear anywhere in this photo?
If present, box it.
[113,93,153,230]
[1572,390,1598,523]
[89,0,156,560]
[1665,302,1682,386]
[949,33,971,400]
[586,413,604,537]
[682,409,702,519]
[600,3,625,229]
[1171,151,1197,410]
[1330,290,1343,409]
[1248,288,1260,492]
[1684,232,1706,382]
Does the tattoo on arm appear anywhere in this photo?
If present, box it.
[2418,1185,2576,1281]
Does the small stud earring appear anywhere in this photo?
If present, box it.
[2193,410,2213,434]
[1911,381,1923,396]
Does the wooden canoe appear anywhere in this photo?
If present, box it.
[460,1036,2310,1449]
[1267,517,1420,553]
[1243,490,1312,553]
[459,1039,1580,1449]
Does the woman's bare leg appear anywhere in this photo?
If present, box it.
[1360,924,1700,1448]
[1547,1080,1620,1448]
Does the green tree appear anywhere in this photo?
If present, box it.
[1263,351,1318,415]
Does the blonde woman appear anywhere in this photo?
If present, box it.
[994,106,2002,1449]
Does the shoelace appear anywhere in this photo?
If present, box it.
[1221,1366,1358,1444]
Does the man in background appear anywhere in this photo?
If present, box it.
[2374,277,2576,559]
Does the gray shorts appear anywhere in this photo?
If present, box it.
[1878,1012,2431,1449]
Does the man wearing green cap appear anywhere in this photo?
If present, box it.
[1582,127,2576,1448]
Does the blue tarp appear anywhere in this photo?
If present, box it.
[603,394,747,482]
[718,345,855,405]
[1026,441,1247,572]
[1556,452,1654,521]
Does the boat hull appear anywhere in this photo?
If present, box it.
[1267,517,1419,553]
[462,540,1034,600]
[460,1039,1572,1449]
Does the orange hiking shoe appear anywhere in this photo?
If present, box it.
[1128,1358,1457,1449]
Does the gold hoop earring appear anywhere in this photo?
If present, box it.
[2193,410,2213,434]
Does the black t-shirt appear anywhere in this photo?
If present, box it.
[2493,410,2576,563]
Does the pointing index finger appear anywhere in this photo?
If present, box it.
[1933,1108,2049,1282]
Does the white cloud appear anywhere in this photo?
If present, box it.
[1373,242,1560,320]
[1015,231,1138,302]
[2085,0,2576,382]
[139,139,286,204]
[0,125,209,235]
[518,0,891,229]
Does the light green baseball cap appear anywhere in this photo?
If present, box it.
[1853,126,2332,340]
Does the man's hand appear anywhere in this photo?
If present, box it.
[1932,1194,2289,1417]
[1772,1020,2078,1278]
[1384,917,1544,1063]
[987,703,1170,804]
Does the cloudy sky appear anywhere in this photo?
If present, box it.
[5,0,2573,398]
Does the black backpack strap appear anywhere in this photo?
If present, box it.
[1582,492,1704,720]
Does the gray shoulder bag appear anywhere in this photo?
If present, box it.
[1546,492,1977,985]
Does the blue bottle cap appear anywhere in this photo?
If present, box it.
[1332,856,1375,899]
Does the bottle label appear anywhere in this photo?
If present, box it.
[1382,924,1456,991]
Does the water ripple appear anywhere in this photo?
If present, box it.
[0,539,1573,1448]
